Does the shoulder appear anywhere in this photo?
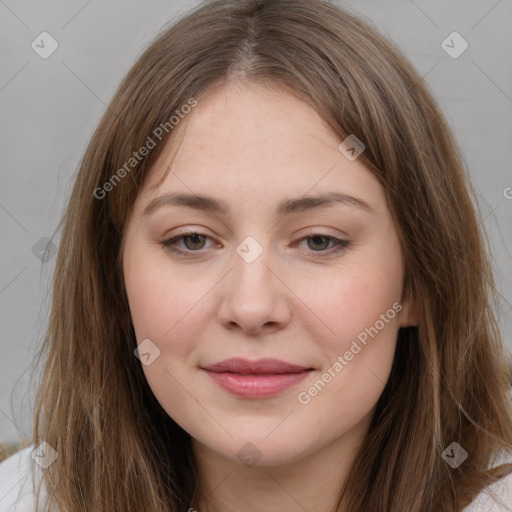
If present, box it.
[463,451,512,511]
[0,445,45,512]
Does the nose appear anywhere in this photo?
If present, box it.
[216,250,292,336]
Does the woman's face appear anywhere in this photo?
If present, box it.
[122,83,416,467]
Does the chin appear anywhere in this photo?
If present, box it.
[194,429,319,469]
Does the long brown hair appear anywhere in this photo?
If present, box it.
[27,0,512,510]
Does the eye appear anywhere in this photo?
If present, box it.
[161,231,349,257]
[294,233,349,256]
[161,232,215,253]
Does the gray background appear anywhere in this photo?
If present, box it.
[0,0,511,443]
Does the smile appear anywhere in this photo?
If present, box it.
[201,358,314,398]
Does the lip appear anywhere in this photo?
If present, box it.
[201,358,314,398]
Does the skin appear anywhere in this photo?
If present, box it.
[122,81,417,512]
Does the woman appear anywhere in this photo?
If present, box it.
[1,0,511,510]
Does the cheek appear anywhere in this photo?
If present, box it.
[123,246,211,431]
[123,244,213,343]
[291,246,404,408]
[290,263,403,352]
[294,279,400,440]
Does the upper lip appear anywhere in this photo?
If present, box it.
[201,358,313,375]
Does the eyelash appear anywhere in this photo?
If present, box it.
[161,231,350,257]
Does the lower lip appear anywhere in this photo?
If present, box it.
[203,370,312,398]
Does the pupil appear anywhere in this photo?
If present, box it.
[186,234,204,249]
[309,236,328,250]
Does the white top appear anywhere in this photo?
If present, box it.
[0,446,47,512]
[1,445,512,511]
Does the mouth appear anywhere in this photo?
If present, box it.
[201,358,314,398]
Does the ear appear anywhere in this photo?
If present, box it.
[398,281,419,327]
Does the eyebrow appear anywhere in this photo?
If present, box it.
[142,191,376,217]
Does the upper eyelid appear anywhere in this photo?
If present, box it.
[165,230,346,242]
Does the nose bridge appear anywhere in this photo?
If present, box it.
[216,236,292,333]
[231,238,278,304]
[232,234,274,287]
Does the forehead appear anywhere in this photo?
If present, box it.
[137,83,385,213]
[148,84,336,174]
